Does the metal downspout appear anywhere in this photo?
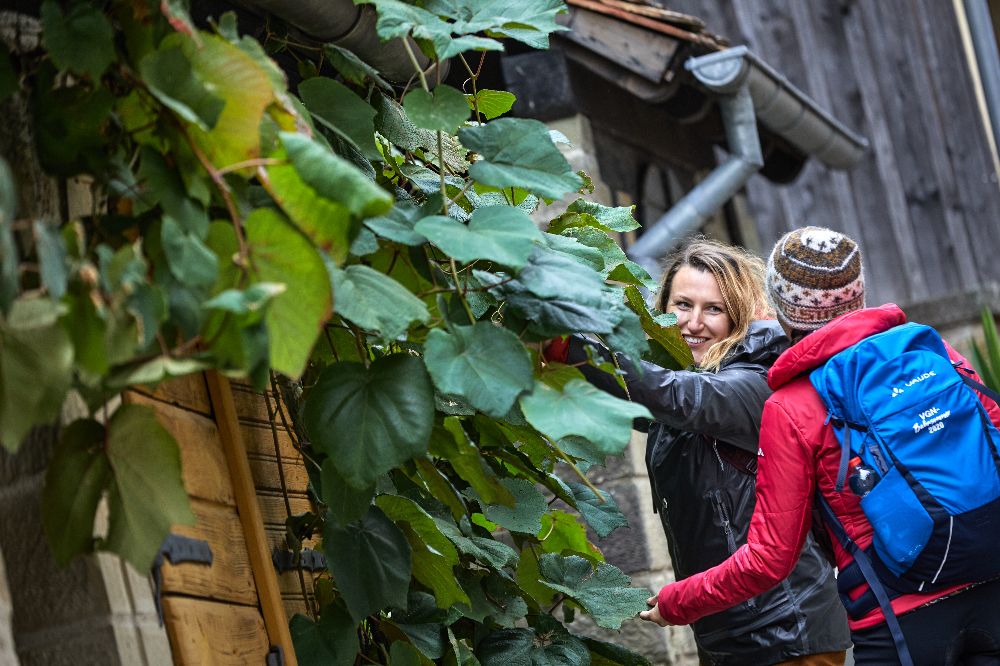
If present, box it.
[627,46,868,269]
[628,73,763,269]
[961,0,1000,166]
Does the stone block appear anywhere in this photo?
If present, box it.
[0,550,18,666]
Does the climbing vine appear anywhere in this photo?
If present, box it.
[0,0,693,663]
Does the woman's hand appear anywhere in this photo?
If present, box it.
[638,595,671,627]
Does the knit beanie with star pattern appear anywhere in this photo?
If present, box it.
[765,226,865,332]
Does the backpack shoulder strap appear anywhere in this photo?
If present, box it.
[957,368,1000,407]
[816,493,915,666]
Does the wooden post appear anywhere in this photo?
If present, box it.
[205,371,298,666]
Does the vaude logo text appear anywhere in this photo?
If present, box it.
[904,370,936,387]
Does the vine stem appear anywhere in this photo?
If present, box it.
[449,257,476,325]
[216,157,287,176]
[401,37,429,92]
[179,126,248,262]
[552,442,606,503]
[438,130,448,210]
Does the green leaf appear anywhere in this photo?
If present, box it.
[360,0,504,60]
[563,199,640,233]
[403,85,470,133]
[607,260,657,290]
[203,282,286,316]
[32,220,68,300]
[42,419,111,566]
[106,356,208,389]
[390,642,427,666]
[138,147,209,236]
[280,132,393,218]
[139,46,224,131]
[303,354,434,488]
[0,298,73,451]
[477,478,546,535]
[330,264,429,340]
[299,77,380,161]
[424,323,533,418]
[323,44,393,93]
[568,483,628,539]
[161,216,219,288]
[539,510,601,562]
[246,208,332,378]
[323,505,411,622]
[290,604,359,666]
[459,118,582,199]
[538,554,651,630]
[476,626,590,666]
[104,405,195,571]
[435,519,519,570]
[520,379,650,456]
[415,206,542,269]
[429,419,513,506]
[390,590,450,659]
[364,203,427,246]
[421,0,569,49]
[41,0,116,80]
[623,285,692,369]
[321,458,374,527]
[376,494,469,608]
[584,638,651,666]
[466,89,516,120]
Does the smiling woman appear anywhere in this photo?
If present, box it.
[553,238,851,665]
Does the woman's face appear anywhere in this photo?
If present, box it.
[666,265,734,366]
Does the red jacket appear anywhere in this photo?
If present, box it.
[657,304,1000,630]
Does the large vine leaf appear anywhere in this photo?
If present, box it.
[323,506,412,623]
[476,478,547,535]
[299,77,380,161]
[0,298,73,451]
[322,459,375,528]
[290,603,359,666]
[40,0,116,80]
[424,323,533,418]
[476,626,590,666]
[403,85,470,133]
[41,419,111,566]
[330,264,429,340]
[568,483,628,539]
[104,405,195,571]
[421,0,569,49]
[623,285,692,369]
[146,32,291,168]
[245,208,331,378]
[415,206,542,269]
[466,90,516,120]
[266,133,392,263]
[549,199,640,234]
[359,0,505,60]
[537,554,651,630]
[520,379,650,456]
[376,494,469,609]
[459,118,582,200]
[303,354,434,488]
[139,45,224,131]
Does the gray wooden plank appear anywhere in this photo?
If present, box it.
[843,0,926,301]
[914,0,1000,289]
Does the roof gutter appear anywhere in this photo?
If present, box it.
[628,46,869,266]
[230,0,444,85]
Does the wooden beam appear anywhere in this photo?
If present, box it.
[205,371,297,666]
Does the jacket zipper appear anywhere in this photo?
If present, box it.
[712,490,756,611]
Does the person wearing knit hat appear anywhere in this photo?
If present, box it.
[765,226,864,335]
[641,228,1000,666]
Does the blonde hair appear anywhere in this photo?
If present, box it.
[655,237,770,372]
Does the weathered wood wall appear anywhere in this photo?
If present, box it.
[667,0,1000,310]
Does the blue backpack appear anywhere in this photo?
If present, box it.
[810,322,1000,666]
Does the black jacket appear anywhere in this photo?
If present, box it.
[572,321,850,665]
